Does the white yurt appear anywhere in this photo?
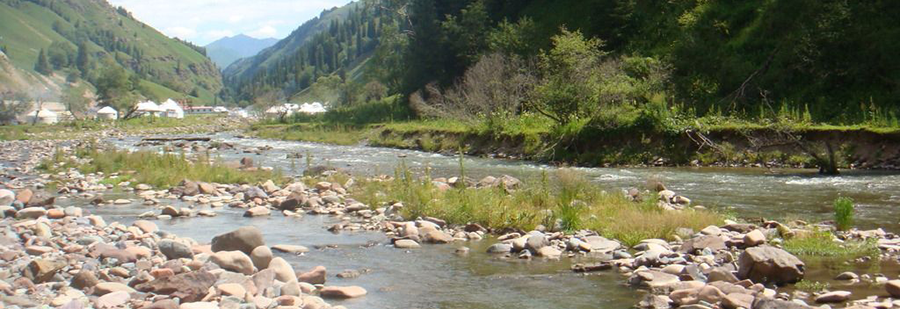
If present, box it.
[159,99,184,118]
[299,102,327,114]
[25,109,58,124]
[135,101,163,117]
[96,106,118,120]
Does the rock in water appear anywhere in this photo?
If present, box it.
[319,286,367,299]
[0,189,14,206]
[297,266,326,284]
[737,246,804,285]
[211,226,265,254]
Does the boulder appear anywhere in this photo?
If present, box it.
[23,259,65,283]
[211,226,265,254]
[722,293,754,309]
[96,291,130,308]
[0,189,14,206]
[158,239,194,260]
[743,230,767,247]
[132,220,158,233]
[525,233,549,253]
[71,271,100,290]
[815,291,851,303]
[297,266,326,284]
[161,206,180,217]
[737,246,804,285]
[422,229,453,244]
[135,270,217,302]
[144,299,179,309]
[181,180,200,196]
[753,298,813,309]
[16,207,46,219]
[886,280,900,297]
[271,244,308,253]
[92,282,136,296]
[243,206,271,217]
[250,246,273,269]
[486,243,512,254]
[679,235,726,253]
[210,251,254,275]
[267,257,296,282]
[13,189,31,204]
[394,239,421,249]
[198,182,216,195]
[319,286,367,299]
[216,283,246,297]
[278,192,305,211]
[179,302,220,309]
[583,235,620,253]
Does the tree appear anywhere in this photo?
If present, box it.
[62,85,90,121]
[531,28,606,124]
[96,62,138,118]
[34,48,52,75]
[76,41,91,77]
[253,88,287,122]
[0,92,31,125]
[363,81,388,102]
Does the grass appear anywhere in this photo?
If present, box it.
[0,114,231,140]
[350,160,722,246]
[794,280,830,293]
[248,123,366,145]
[833,197,854,231]
[40,146,281,188]
[783,229,879,259]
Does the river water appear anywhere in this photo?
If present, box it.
[88,133,900,308]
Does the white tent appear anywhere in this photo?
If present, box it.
[96,106,118,120]
[25,109,58,124]
[159,99,184,119]
[135,101,163,117]
[213,106,228,113]
[299,102,327,114]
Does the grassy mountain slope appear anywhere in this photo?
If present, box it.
[205,34,278,70]
[0,0,222,103]
[224,3,358,82]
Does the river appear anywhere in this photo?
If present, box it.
[87,133,900,308]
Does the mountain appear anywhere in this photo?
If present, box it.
[0,0,222,103]
[205,34,278,70]
[223,1,385,102]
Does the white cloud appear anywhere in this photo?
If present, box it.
[165,26,197,39]
[107,0,351,45]
[248,26,277,39]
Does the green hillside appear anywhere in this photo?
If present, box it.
[0,0,222,104]
[223,1,388,104]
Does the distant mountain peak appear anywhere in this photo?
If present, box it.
[205,34,279,70]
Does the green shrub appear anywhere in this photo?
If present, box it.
[833,197,854,231]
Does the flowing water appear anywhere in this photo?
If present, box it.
[85,133,900,308]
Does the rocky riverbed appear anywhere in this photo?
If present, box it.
[3,136,900,309]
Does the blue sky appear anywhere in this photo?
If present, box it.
[107,0,352,45]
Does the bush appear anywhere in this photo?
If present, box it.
[833,197,854,231]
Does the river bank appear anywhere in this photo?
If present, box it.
[3,133,900,308]
[248,121,900,171]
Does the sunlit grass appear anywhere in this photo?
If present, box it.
[783,229,879,258]
[40,146,281,188]
[351,162,722,244]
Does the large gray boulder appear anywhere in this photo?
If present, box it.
[211,226,265,255]
[158,239,194,260]
[737,246,804,285]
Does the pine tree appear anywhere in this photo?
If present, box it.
[35,48,52,75]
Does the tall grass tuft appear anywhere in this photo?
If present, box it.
[833,197,854,231]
